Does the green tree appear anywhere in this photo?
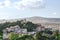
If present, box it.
[0,35,3,40]
[51,30,59,40]
[57,33,60,40]
[36,31,43,40]
[9,33,19,40]
[25,22,37,32]
[16,35,34,40]
[36,31,50,40]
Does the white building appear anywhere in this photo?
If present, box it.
[21,29,27,34]
[3,25,27,39]
[36,24,45,31]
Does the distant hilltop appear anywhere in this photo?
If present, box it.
[25,16,60,24]
[0,16,60,24]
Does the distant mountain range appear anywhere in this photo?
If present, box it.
[0,16,60,24]
[26,16,60,24]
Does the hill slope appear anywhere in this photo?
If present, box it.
[26,16,60,24]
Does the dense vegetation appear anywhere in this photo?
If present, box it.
[6,30,60,40]
[0,20,60,40]
[0,20,37,36]
[0,20,37,40]
[9,32,34,40]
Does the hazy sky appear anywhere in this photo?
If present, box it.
[0,0,60,19]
